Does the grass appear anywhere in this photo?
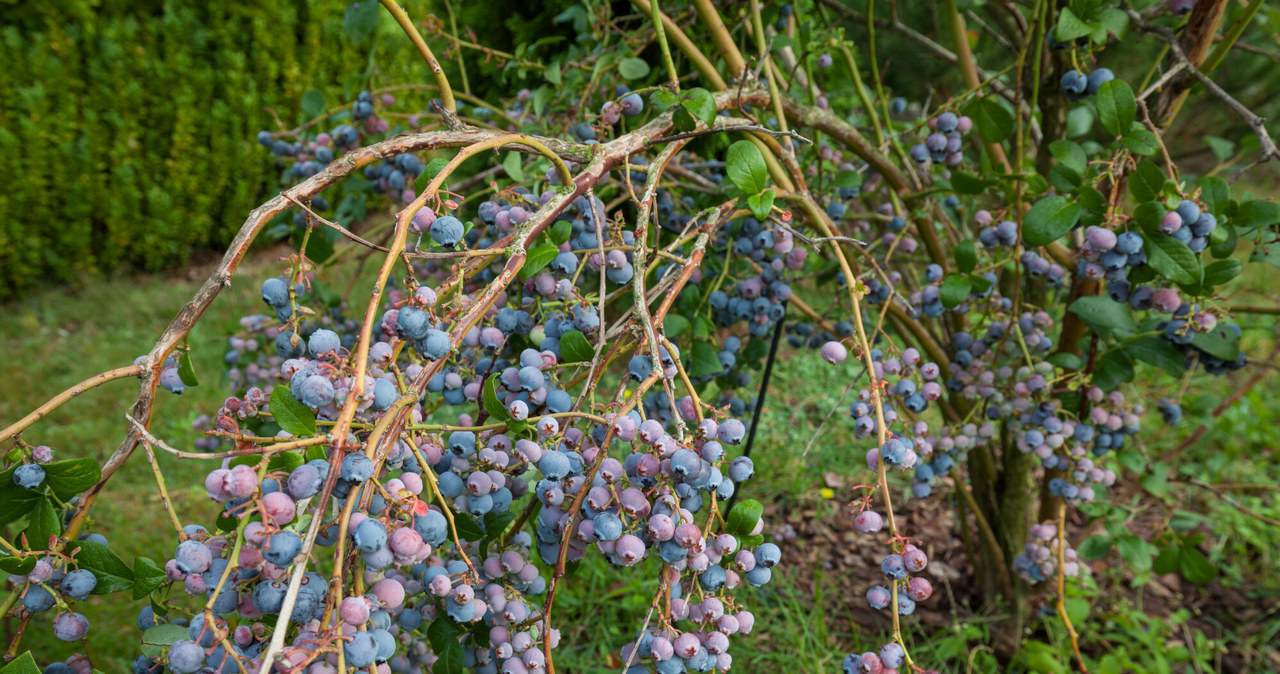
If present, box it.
[1,249,1278,672]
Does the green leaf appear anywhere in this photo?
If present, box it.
[689,342,722,378]
[502,152,525,183]
[649,90,678,112]
[664,314,691,339]
[672,105,696,133]
[1049,165,1083,192]
[1189,326,1239,361]
[414,157,451,195]
[1128,160,1166,202]
[1023,196,1082,248]
[1115,534,1153,571]
[1125,336,1186,376]
[1095,79,1135,137]
[1153,544,1180,575]
[1093,350,1134,391]
[724,499,763,537]
[1123,128,1160,156]
[427,617,466,674]
[1209,223,1236,259]
[558,330,594,364]
[451,513,485,541]
[520,242,560,280]
[962,97,1014,143]
[72,539,134,595]
[770,35,800,52]
[1197,176,1229,216]
[549,220,572,246]
[300,89,326,120]
[0,557,36,575]
[343,0,381,45]
[832,170,863,189]
[1093,8,1129,41]
[543,61,561,86]
[1078,534,1113,560]
[1251,236,1280,268]
[177,349,199,388]
[479,510,516,558]
[1142,468,1169,496]
[1234,199,1280,232]
[43,458,102,501]
[1050,353,1084,370]
[1056,8,1095,41]
[968,272,992,296]
[680,88,717,127]
[269,386,316,437]
[954,240,977,273]
[1205,136,1235,162]
[0,479,42,528]
[939,274,972,309]
[618,57,650,80]
[1050,140,1087,174]
[0,653,39,674]
[1142,232,1202,287]
[482,375,511,423]
[951,171,998,195]
[746,192,774,220]
[1178,546,1218,584]
[140,623,189,659]
[24,496,60,551]
[1202,259,1241,287]
[726,140,768,195]
[132,557,166,600]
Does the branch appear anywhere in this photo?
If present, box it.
[1128,8,1279,165]
[378,0,457,118]
[0,364,142,445]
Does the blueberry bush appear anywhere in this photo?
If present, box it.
[2,0,1278,672]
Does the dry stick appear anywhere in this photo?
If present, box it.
[628,0,727,89]
[691,0,746,78]
[0,364,142,445]
[283,194,390,253]
[1056,501,1088,673]
[1184,480,1280,527]
[1128,8,1279,166]
[138,438,186,540]
[816,0,1055,139]
[944,0,1012,174]
[378,0,456,115]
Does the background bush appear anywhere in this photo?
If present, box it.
[0,0,402,299]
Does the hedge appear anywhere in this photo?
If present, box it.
[0,1,420,299]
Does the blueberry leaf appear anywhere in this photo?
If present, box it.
[24,496,60,551]
[132,557,166,600]
[269,386,317,438]
[724,499,763,537]
[42,458,102,501]
[482,375,511,423]
[559,330,594,363]
[71,539,134,595]
[1022,196,1082,248]
[1095,79,1135,137]
[940,274,972,309]
[726,140,768,195]
[0,652,40,674]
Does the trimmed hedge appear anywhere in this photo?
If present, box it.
[0,1,416,299]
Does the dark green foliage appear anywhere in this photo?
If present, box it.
[0,1,412,299]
